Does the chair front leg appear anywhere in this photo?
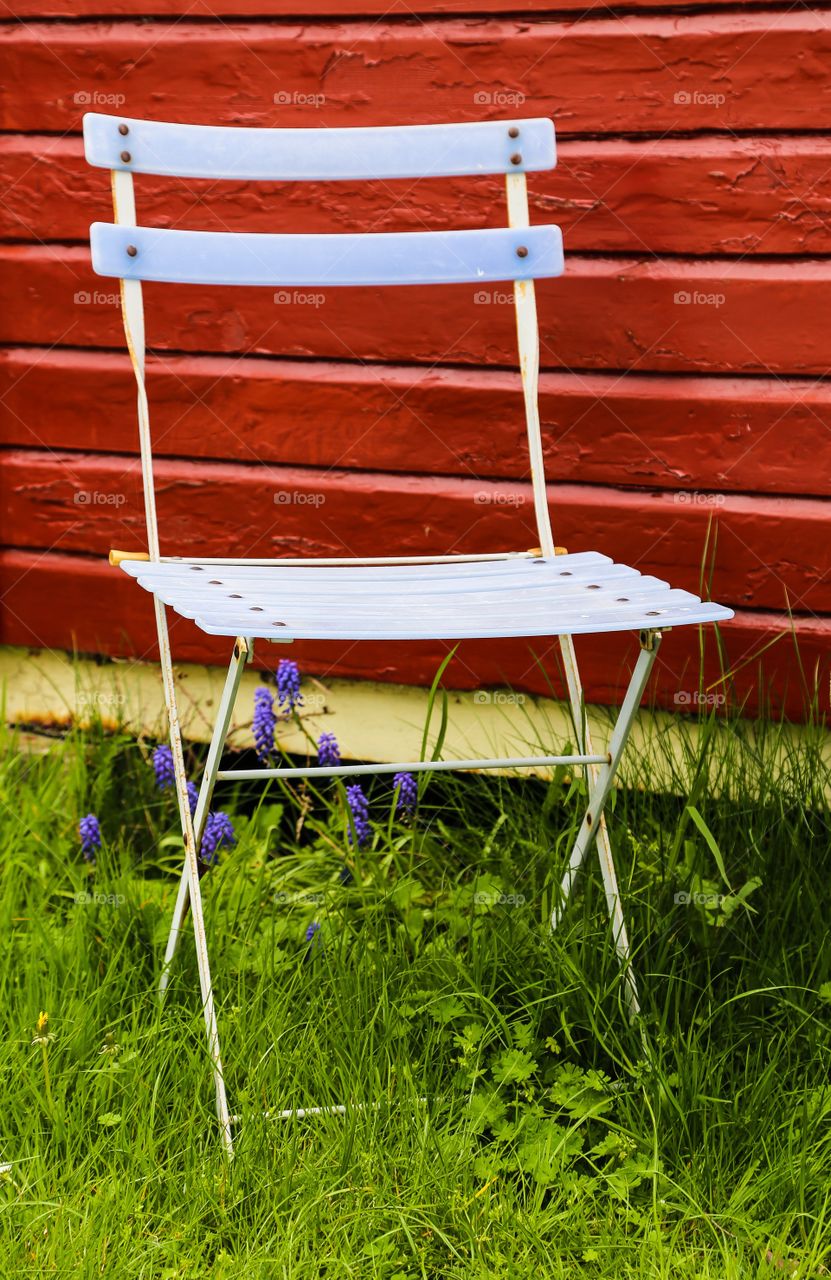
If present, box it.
[153,601,243,1156]
[556,632,643,1017]
[550,631,662,1015]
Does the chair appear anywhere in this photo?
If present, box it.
[83,112,732,1155]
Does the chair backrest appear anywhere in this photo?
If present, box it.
[84,113,563,562]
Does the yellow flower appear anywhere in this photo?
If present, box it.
[32,1011,54,1047]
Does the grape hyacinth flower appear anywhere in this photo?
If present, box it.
[317,731,340,769]
[393,771,418,817]
[304,919,323,963]
[346,783,371,848]
[253,685,277,762]
[276,658,303,716]
[152,743,175,790]
[79,813,101,864]
[186,781,199,819]
[200,811,235,867]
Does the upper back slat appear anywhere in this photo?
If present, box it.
[83,113,556,181]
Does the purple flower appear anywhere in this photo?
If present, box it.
[152,744,175,790]
[253,686,277,763]
[186,781,199,819]
[276,659,303,715]
[346,783,370,848]
[317,731,340,768]
[79,813,101,864]
[393,771,417,817]
[305,921,321,943]
[200,811,235,867]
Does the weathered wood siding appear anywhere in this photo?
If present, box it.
[1,3,828,716]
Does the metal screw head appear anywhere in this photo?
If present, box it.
[118,123,129,136]
[120,150,131,163]
[516,245,528,259]
[126,244,137,257]
[510,152,522,165]
[508,126,520,138]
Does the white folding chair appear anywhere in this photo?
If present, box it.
[84,113,732,1155]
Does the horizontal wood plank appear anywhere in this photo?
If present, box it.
[2,347,830,498]
[0,549,825,720]
[4,245,831,376]
[3,449,827,612]
[5,0,771,13]
[3,16,831,135]
[5,135,831,257]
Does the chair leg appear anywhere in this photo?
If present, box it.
[152,599,238,1156]
[551,631,662,1018]
[557,632,641,1018]
[160,637,251,995]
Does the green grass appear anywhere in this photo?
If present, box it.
[0,694,829,1278]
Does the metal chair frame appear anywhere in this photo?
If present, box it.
[84,113,731,1155]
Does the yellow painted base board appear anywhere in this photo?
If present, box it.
[1,646,827,799]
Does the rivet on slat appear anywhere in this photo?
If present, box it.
[617,597,630,602]
[587,584,601,590]
[126,245,138,257]
[229,593,242,599]
[209,579,222,585]
[118,124,129,136]
[510,153,522,165]
[516,246,528,259]
[120,150,132,163]
[272,621,287,628]
[508,126,520,138]
[646,610,661,616]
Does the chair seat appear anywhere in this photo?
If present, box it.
[120,552,733,641]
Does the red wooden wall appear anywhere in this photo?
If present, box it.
[1,2,829,718]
